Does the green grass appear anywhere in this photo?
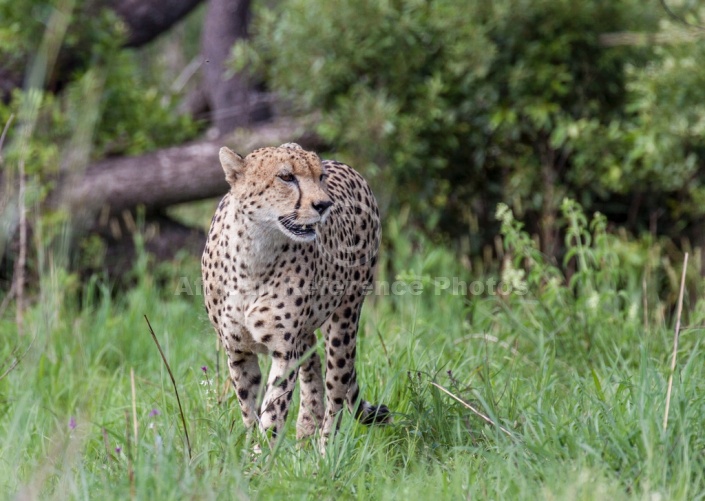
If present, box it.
[2,204,705,500]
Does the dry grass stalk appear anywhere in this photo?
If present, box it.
[430,381,515,438]
[125,410,135,499]
[0,338,35,381]
[0,113,14,154]
[131,367,139,449]
[642,274,649,330]
[16,159,26,336]
[663,252,688,431]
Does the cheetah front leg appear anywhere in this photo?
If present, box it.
[217,322,263,430]
[259,342,303,439]
[296,331,325,440]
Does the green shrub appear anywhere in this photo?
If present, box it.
[238,0,705,251]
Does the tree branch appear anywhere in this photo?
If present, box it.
[1,0,205,102]
[108,0,205,48]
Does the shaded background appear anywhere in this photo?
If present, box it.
[2,0,705,287]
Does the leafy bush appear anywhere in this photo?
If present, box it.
[239,0,705,251]
[498,199,641,357]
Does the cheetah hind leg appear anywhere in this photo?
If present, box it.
[226,349,262,430]
[333,300,391,427]
[319,299,391,453]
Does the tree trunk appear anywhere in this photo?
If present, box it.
[200,0,270,133]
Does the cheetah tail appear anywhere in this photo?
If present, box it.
[346,371,392,425]
[355,401,392,425]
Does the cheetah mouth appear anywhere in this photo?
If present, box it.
[278,217,318,242]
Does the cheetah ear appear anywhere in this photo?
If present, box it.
[219,147,245,185]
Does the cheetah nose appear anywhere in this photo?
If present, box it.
[312,200,333,215]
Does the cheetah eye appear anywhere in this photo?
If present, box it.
[277,172,296,183]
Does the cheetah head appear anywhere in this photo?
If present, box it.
[219,143,333,243]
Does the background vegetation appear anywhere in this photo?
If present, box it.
[240,0,705,253]
[2,0,705,499]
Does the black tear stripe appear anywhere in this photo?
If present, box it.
[293,178,302,210]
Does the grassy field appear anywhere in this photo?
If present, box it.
[1,203,705,500]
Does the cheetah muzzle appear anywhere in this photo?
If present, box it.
[277,213,319,242]
[201,142,391,453]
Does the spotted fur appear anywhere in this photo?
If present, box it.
[202,143,390,450]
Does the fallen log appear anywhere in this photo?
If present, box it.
[61,116,320,220]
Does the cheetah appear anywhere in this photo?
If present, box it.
[202,143,390,450]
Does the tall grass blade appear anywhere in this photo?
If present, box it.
[144,314,192,459]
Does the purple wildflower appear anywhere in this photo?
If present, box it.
[69,416,76,430]
[115,446,122,454]
[149,408,160,417]
[201,365,208,374]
